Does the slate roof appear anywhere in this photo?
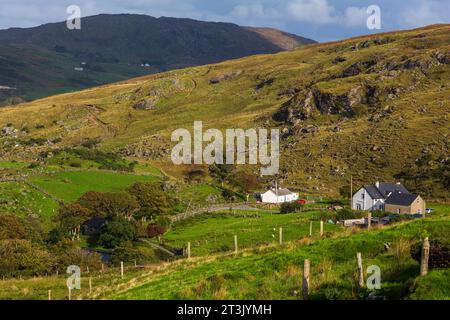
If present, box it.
[363,182,410,199]
[378,183,410,197]
[363,184,384,199]
[385,192,419,206]
[269,188,295,196]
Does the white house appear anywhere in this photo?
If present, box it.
[261,188,299,204]
[352,181,410,211]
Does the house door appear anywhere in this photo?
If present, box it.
[356,203,362,211]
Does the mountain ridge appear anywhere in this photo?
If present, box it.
[0,13,315,104]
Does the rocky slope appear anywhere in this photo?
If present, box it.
[0,24,448,198]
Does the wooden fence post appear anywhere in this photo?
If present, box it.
[89,277,92,295]
[420,237,430,276]
[187,242,191,259]
[279,227,283,245]
[357,252,364,288]
[367,212,372,230]
[48,290,52,301]
[68,287,72,300]
[134,259,137,267]
[86,266,89,274]
[120,262,124,279]
[234,235,238,254]
[309,221,313,237]
[101,264,104,273]
[320,221,324,237]
[302,259,310,300]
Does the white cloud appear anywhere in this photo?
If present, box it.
[400,0,449,27]
[287,0,336,24]
[343,6,367,27]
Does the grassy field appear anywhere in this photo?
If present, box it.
[162,210,343,256]
[114,216,450,300]
[1,213,448,300]
[30,170,159,202]
[0,181,58,227]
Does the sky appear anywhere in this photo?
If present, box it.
[0,0,448,42]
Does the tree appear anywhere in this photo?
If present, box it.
[98,216,137,249]
[77,191,140,220]
[54,203,92,240]
[209,164,234,185]
[232,172,261,193]
[100,192,140,220]
[127,182,171,219]
[0,239,54,277]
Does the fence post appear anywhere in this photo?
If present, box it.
[48,290,52,300]
[420,237,430,276]
[279,227,283,245]
[234,235,238,254]
[120,262,124,279]
[134,259,137,267]
[89,277,92,295]
[187,242,191,259]
[309,221,312,237]
[68,287,72,301]
[357,252,364,288]
[101,264,104,273]
[320,220,324,237]
[302,259,310,300]
[367,212,372,230]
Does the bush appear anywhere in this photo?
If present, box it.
[0,239,54,277]
[147,223,167,238]
[50,239,103,272]
[98,216,137,249]
[280,202,304,214]
[411,239,450,269]
[0,214,42,243]
[110,241,156,265]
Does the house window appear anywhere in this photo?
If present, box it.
[356,204,362,210]
[361,193,365,200]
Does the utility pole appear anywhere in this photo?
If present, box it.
[350,175,353,209]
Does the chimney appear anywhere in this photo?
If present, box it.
[375,181,380,189]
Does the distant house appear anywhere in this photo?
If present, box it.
[82,217,106,236]
[74,67,84,72]
[352,181,425,214]
[261,187,298,204]
[384,193,426,214]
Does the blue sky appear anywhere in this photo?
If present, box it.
[0,0,448,41]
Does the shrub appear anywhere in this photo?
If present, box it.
[111,241,156,265]
[280,202,304,214]
[50,239,103,272]
[411,239,450,269]
[0,239,54,277]
[98,216,137,249]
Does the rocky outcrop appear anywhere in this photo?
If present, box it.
[432,50,450,64]
[209,70,242,84]
[133,97,158,110]
[274,84,380,129]
[341,56,382,77]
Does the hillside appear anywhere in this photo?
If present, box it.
[0,14,314,104]
[0,24,449,198]
[1,207,449,300]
